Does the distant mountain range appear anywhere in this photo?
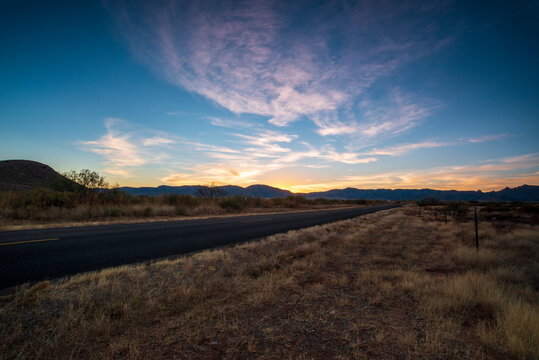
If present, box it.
[1,160,538,202]
[119,184,293,198]
[118,184,539,202]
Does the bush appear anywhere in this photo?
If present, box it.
[219,196,247,211]
[163,194,200,208]
[142,207,153,217]
[519,203,539,214]
[104,208,123,217]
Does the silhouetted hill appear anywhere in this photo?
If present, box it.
[119,184,539,202]
[304,185,539,202]
[0,160,79,191]
[243,184,293,198]
[119,184,292,198]
[119,185,202,196]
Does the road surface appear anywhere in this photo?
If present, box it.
[0,204,400,288]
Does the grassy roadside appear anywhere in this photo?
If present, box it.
[0,189,381,230]
[0,204,358,232]
[0,206,537,359]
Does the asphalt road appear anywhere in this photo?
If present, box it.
[0,204,400,289]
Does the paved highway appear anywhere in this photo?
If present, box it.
[0,204,400,288]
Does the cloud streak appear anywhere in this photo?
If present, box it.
[469,134,506,143]
[114,0,449,137]
[364,141,451,156]
[78,118,176,176]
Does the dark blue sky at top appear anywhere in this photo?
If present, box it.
[1,0,538,190]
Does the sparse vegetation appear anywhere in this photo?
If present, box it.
[0,205,536,359]
[0,184,382,229]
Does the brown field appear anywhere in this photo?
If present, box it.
[0,205,537,359]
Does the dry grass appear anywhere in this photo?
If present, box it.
[0,204,355,232]
[0,205,537,359]
[0,189,377,230]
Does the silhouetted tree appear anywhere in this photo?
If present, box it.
[195,183,226,199]
[62,169,109,193]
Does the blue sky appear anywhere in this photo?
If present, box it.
[1,0,538,191]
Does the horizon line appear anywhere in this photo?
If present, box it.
[117,183,537,194]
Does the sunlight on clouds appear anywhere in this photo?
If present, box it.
[161,163,263,186]
[79,120,380,184]
[79,118,537,192]
[79,118,147,168]
[142,137,176,146]
[289,153,539,192]
[78,118,175,176]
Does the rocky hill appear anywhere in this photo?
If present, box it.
[0,160,79,191]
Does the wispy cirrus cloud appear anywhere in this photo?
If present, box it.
[78,118,176,176]
[80,119,378,184]
[178,141,240,154]
[289,153,539,192]
[113,0,450,137]
[364,141,452,156]
[313,89,439,139]
[142,136,176,146]
[468,134,506,143]
[78,119,537,190]
[161,130,379,186]
[208,117,254,129]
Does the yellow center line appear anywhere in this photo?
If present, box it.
[0,238,60,246]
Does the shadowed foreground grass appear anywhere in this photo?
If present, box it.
[0,206,537,359]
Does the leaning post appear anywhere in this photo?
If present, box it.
[474,207,479,251]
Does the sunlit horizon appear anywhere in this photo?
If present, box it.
[1,1,538,192]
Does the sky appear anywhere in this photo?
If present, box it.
[1,0,538,192]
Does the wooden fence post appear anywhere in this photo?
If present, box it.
[474,207,479,251]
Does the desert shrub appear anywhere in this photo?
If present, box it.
[445,202,469,220]
[353,199,372,205]
[0,189,77,209]
[417,197,443,207]
[245,196,269,208]
[100,189,133,206]
[482,203,512,213]
[219,196,247,211]
[276,195,309,208]
[163,194,200,208]
[104,208,123,217]
[519,203,539,214]
[175,205,190,216]
[142,207,153,217]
